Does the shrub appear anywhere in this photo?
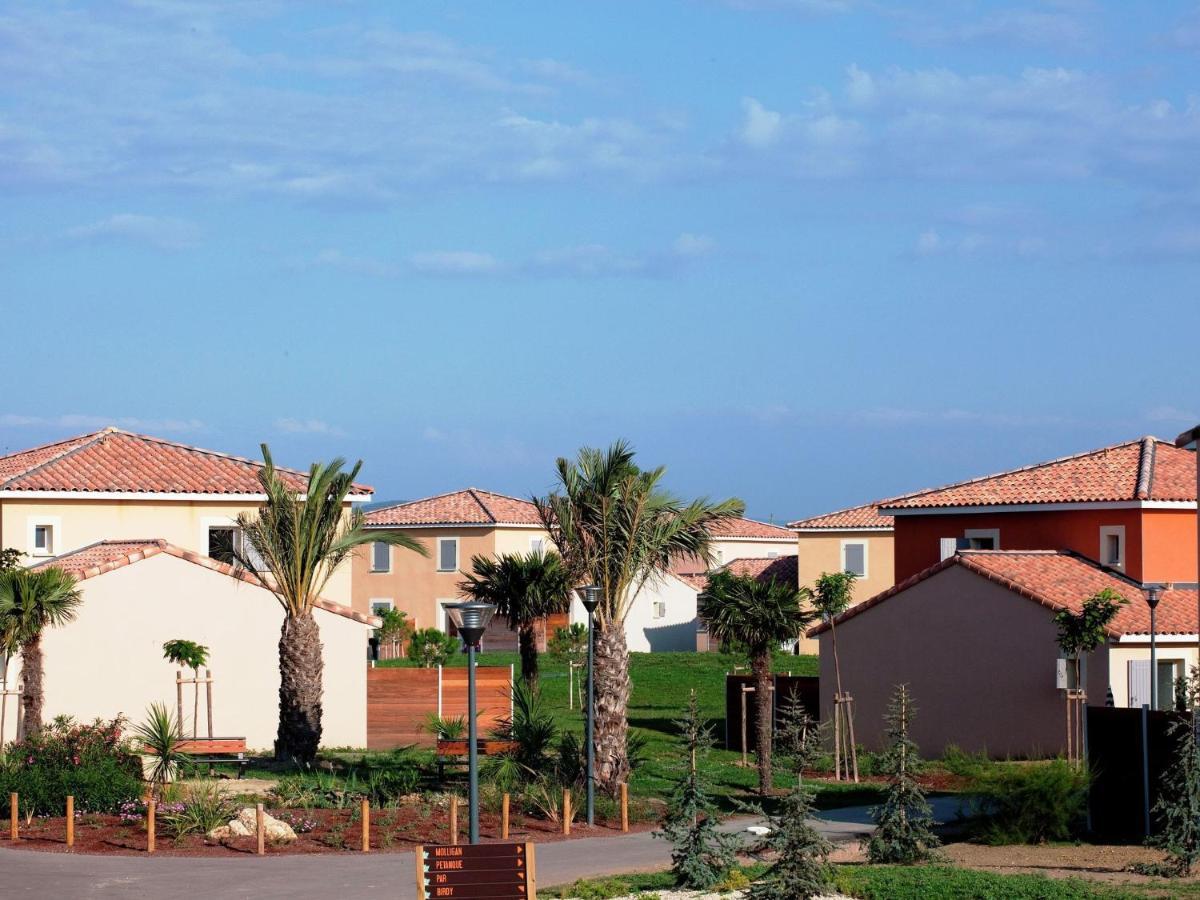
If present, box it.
[161,781,237,838]
[833,865,1123,899]
[408,628,460,668]
[0,716,142,816]
[131,702,188,787]
[971,759,1089,844]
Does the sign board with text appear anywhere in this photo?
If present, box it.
[415,842,536,900]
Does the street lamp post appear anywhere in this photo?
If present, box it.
[444,600,496,845]
[579,584,602,827]
[1147,586,1162,711]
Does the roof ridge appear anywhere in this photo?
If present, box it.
[0,430,96,466]
[370,486,522,514]
[466,488,500,524]
[787,500,886,527]
[1136,436,1156,500]
[881,437,1155,508]
[0,431,107,489]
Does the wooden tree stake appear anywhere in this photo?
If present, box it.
[256,803,265,856]
[10,792,17,841]
[501,793,510,840]
[563,789,571,835]
[175,670,184,733]
[66,795,74,849]
[361,798,370,852]
[620,783,629,833]
[206,668,215,740]
[449,795,458,846]
[147,799,156,854]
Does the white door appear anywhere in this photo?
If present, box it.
[1128,659,1151,709]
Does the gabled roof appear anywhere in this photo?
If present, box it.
[32,539,378,626]
[707,517,795,540]
[881,437,1195,511]
[788,502,893,531]
[809,549,1197,638]
[0,428,372,497]
[365,488,541,528]
[676,554,799,592]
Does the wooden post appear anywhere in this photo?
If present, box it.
[256,803,265,855]
[206,668,214,740]
[147,799,156,854]
[501,793,510,840]
[833,695,842,781]
[10,792,17,841]
[740,686,750,767]
[620,783,629,833]
[449,795,458,846]
[415,845,427,899]
[66,795,74,849]
[176,670,184,733]
[526,842,537,897]
[563,789,571,835]
[361,798,370,852]
[846,695,860,783]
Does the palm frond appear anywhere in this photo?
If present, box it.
[0,566,83,650]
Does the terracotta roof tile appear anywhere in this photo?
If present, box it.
[31,539,379,626]
[881,437,1195,510]
[809,549,1196,638]
[677,555,799,592]
[707,517,794,540]
[788,503,893,531]
[0,428,371,496]
[365,488,541,527]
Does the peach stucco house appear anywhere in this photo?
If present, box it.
[0,428,378,749]
[788,502,894,653]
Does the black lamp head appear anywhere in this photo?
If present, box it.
[1146,586,1162,610]
[578,584,602,614]
[445,600,496,647]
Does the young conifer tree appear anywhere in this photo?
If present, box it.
[863,683,941,864]
[747,690,834,900]
[656,689,741,889]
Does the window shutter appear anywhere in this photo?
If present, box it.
[939,538,958,561]
[1129,659,1151,709]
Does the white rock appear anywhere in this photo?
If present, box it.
[745,825,771,836]
[206,808,296,842]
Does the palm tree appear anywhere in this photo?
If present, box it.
[234,445,426,763]
[162,639,210,739]
[699,569,813,795]
[536,441,743,793]
[0,566,83,738]
[459,549,573,685]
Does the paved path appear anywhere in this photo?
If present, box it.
[0,797,970,899]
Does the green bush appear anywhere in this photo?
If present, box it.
[408,628,460,668]
[0,716,143,816]
[161,781,238,838]
[833,865,1130,899]
[971,760,1089,844]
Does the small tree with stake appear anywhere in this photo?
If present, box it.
[1053,587,1126,764]
[812,571,857,781]
[655,690,741,889]
[162,639,209,739]
[863,684,941,864]
[746,690,834,899]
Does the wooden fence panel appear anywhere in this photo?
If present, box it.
[367,666,513,751]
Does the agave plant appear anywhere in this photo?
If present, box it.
[132,702,189,788]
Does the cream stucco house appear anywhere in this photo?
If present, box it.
[788,502,894,653]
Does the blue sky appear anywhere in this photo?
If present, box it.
[2,1,1200,521]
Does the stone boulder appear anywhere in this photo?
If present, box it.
[207,808,297,842]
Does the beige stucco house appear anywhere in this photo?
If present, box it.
[788,502,894,653]
[2,540,374,748]
[809,549,1197,758]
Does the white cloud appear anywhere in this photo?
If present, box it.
[306,249,399,277]
[739,98,782,148]
[408,250,502,276]
[1146,405,1200,424]
[673,233,716,257]
[63,213,200,250]
[903,10,1093,49]
[0,413,206,433]
[274,417,345,436]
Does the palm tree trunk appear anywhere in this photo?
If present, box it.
[275,612,323,763]
[19,633,44,738]
[518,621,539,685]
[593,621,631,793]
[752,647,773,795]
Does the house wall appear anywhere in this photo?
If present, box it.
[6,553,370,749]
[795,530,894,653]
[818,564,1109,758]
[893,508,1145,583]
[1108,642,1199,709]
[570,572,700,653]
[710,538,794,566]
[1140,509,1198,585]
[0,497,356,605]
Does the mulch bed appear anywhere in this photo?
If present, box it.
[3,805,659,857]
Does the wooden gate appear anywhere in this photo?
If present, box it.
[367,665,513,750]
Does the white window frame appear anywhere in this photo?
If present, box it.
[26,516,62,558]
[840,539,869,578]
[964,528,1001,550]
[1099,525,1125,570]
[530,537,545,554]
[200,515,240,560]
[652,600,667,619]
[371,541,391,573]
[437,537,459,573]
[369,598,395,615]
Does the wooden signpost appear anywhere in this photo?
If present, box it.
[415,842,535,900]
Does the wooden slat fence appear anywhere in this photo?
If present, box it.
[367,665,513,751]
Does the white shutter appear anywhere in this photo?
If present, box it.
[939,538,958,561]
[1129,659,1151,709]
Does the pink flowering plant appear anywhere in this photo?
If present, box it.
[0,715,143,816]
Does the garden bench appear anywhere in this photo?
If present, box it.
[145,737,251,779]
[435,738,518,780]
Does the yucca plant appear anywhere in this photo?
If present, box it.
[0,566,83,737]
[162,781,238,838]
[233,445,426,763]
[132,702,189,788]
